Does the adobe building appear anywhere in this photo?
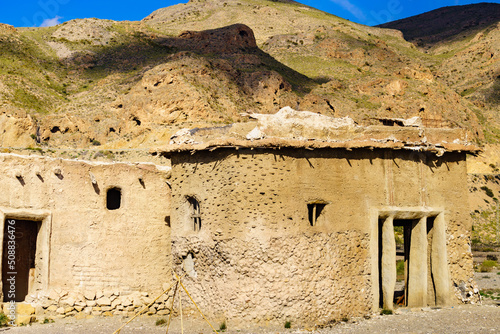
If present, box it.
[0,154,172,322]
[0,107,481,326]
[161,107,481,325]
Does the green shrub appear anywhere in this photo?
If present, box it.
[480,260,498,272]
[155,318,167,326]
[0,313,8,327]
[394,226,404,246]
[219,321,226,332]
[380,309,393,315]
[487,254,498,261]
[396,260,405,278]
[480,186,494,198]
[284,321,291,329]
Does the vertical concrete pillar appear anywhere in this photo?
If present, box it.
[431,213,451,305]
[381,216,396,310]
[408,217,428,307]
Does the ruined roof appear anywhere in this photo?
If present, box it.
[157,107,481,156]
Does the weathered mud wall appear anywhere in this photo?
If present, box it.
[170,148,474,325]
[0,154,172,313]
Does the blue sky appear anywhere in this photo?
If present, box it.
[1,0,499,28]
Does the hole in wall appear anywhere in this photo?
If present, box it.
[93,183,100,195]
[307,203,326,226]
[187,196,201,231]
[106,187,122,210]
[182,252,197,278]
[16,175,25,186]
[132,117,141,126]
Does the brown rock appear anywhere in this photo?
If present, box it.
[176,24,257,54]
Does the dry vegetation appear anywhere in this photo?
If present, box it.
[0,0,498,152]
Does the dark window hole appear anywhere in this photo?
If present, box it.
[107,187,121,210]
[187,197,201,231]
[308,203,326,226]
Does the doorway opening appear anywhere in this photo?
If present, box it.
[307,203,326,226]
[378,214,443,310]
[2,219,40,302]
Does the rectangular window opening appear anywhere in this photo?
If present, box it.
[106,187,122,210]
[307,203,326,226]
[188,197,201,231]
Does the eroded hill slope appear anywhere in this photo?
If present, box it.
[0,0,496,153]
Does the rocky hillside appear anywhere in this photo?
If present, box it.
[0,0,497,157]
[469,171,500,245]
[378,3,500,48]
[380,3,500,171]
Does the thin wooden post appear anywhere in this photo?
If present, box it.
[179,282,183,334]
[166,281,179,334]
[174,272,218,333]
[112,280,177,334]
[312,204,317,225]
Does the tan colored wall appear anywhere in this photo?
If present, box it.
[170,148,475,325]
[0,154,172,310]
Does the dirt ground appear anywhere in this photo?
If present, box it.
[2,304,498,334]
[3,273,500,334]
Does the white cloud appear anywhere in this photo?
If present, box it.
[40,15,63,27]
[329,0,367,21]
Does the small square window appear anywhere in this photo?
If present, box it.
[107,187,121,210]
[307,203,326,226]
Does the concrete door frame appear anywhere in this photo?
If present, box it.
[0,208,52,301]
[370,207,451,311]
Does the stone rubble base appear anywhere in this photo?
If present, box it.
[2,290,171,325]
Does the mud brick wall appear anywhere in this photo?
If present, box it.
[170,148,475,325]
[0,154,172,301]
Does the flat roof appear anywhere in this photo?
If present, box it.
[154,107,481,156]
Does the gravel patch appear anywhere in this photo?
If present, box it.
[2,304,499,334]
[475,271,500,290]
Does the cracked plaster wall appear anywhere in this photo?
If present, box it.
[170,147,475,325]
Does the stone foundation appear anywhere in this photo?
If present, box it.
[3,289,174,324]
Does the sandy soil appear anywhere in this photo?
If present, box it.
[2,304,499,334]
